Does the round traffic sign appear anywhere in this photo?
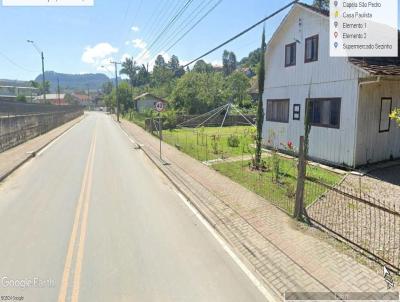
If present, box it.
[155,101,164,112]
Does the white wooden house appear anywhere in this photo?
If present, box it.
[133,93,167,113]
[263,2,400,167]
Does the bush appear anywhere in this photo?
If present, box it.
[227,134,240,148]
[16,95,27,102]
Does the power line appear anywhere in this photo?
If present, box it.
[0,50,39,73]
[136,0,196,62]
[142,0,177,47]
[164,0,223,53]
[182,0,298,68]
[151,0,219,56]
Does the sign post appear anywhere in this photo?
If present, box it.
[155,101,165,161]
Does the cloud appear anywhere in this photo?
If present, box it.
[127,38,147,50]
[131,26,140,32]
[81,43,119,64]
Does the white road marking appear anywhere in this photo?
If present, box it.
[174,190,278,302]
[117,116,279,301]
[37,118,84,157]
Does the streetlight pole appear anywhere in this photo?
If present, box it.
[27,40,46,103]
[111,61,121,122]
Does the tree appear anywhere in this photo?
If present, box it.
[101,81,113,95]
[225,71,251,106]
[152,54,174,87]
[312,0,329,10]
[193,60,214,73]
[254,28,266,169]
[137,64,150,86]
[240,48,262,68]
[222,50,237,76]
[390,109,400,126]
[171,72,225,114]
[120,57,139,87]
[118,81,133,112]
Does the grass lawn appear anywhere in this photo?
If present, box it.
[162,126,256,161]
[123,115,343,214]
[212,156,342,214]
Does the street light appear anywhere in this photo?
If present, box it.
[27,40,46,103]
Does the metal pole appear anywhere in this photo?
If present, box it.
[57,78,60,105]
[41,51,46,103]
[111,61,121,122]
[159,112,162,160]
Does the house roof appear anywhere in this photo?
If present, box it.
[297,2,329,17]
[275,2,400,76]
[348,32,400,76]
[35,94,66,100]
[133,93,167,102]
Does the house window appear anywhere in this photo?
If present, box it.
[266,99,290,123]
[307,98,341,128]
[293,104,301,120]
[305,35,319,63]
[285,43,296,67]
[379,97,392,132]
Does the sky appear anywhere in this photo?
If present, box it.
[0,0,399,81]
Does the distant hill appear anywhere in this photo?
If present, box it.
[0,79,31,87]
[34,71,111,92]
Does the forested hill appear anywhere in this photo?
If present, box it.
[34,71,111,92]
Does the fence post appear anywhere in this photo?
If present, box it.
[294,136,306,220]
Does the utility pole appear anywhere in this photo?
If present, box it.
[57,78,61,105]
[111,61,121,122]
[27,40,46,103]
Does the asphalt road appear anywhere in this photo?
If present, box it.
[0,112,268,302]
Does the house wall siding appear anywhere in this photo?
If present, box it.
[137,97,157,113]
[263,6,366,167]
[355,81,400,165]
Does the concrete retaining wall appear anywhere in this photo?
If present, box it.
[0,109,83,153]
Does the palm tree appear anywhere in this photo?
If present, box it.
[120,57,139,87]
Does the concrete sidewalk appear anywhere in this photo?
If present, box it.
[119,118,393,299]
[0,115,84,182]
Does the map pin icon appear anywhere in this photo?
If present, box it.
[334,32,338,38]
[334,21,338,28]
[334,42,339,48]
[334,0,338,6]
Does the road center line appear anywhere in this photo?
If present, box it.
[71,132,96,302]
[57,128,97,302]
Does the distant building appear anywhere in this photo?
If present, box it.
[34,94,67,105]
[72,93,92,106]
[133,93,167,113]
[0,86,39,102]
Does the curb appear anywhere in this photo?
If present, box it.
[0,115,85,183]
[116,119,283,302]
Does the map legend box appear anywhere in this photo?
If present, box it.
[2,0,94,6]
[330,0,398,57]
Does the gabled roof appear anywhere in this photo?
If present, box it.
[297,2,329,17]
[269,2,400,76]
[133,93,167,102]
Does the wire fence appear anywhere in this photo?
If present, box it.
[306,176,400,272]
[141,116,400,272]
